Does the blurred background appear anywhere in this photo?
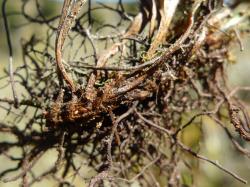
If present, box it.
[0,0,250,187]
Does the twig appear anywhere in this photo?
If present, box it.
[177,141,248,184]
[55,0,87,92]
[2,148,47,183]
[116,155,161,183]
[2,0,19,108]
[234,28,244,51]
[135,109,172,136]
[212,116,250,158]
[88,170,112,187]
[0,98,42,108]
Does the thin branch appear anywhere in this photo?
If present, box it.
[2,0,19,108]
[177,141,248,184]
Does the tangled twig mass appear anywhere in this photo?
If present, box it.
[0,0,250,186]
